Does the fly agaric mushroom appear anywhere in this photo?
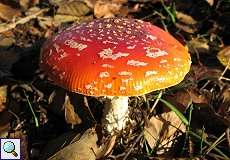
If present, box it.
[40,18,191,133]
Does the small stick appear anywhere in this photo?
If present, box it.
[226,127,230,148]
[202,59,230,90]
[202,132,226,158]
[123,131,143,160]
[149,91,163,116]
[0,8,49,33]
[200,80,211,90]
[83,96,96,123]
[219,77,230,81]
[219,58,230,81]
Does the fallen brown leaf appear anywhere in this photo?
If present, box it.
[112,0,127,3]
[0,30,15,47]
[188,88,208,104]
[217,46,230,68]
[64,95,82,126]
[164,90,192,112]
[176,11,197,25]
[0,7,48,33]
[49,0,65,5]
[0,85,7,112]
[217,85,230,117]
[53,15,81,24]
[175,22,197,34]
[144,111,186,154]
[94,0,126,18]
[19,0,40,9]
[0,35,15,47]
[221,86,230,103]
[37,16,54,29]
[0,3,21,21]
[57,1,91,16]
[40,128,116,160]
[187,38,210,54]
[96,135,116,158]
[191,65,222,82]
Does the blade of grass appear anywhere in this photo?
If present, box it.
[202,132,226,158]
[159,98,189,126]
[24,91,39,128]
[187,104,193,155]
[188,131,229,159]
[162,1,176,23]
[188,104,193,126]
[181,104,193,155]
[199,126,205,155]
[144,138,154,156]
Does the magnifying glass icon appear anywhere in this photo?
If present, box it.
[3,141,18,157]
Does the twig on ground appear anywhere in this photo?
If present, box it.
[201,59,230,90]
[226,127,230,148]
[0,8,49,33]
[123,132,144,160]
[202,132,226,158]
[149,91,163,118]
[219,59,230,81]
[189,131,229,159]
[83,96,97,123]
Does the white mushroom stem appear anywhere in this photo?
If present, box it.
[102,96,129,133]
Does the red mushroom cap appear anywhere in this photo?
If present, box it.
[40,18,191,96]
